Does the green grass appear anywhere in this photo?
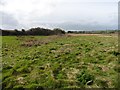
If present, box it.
[2,34,119,89]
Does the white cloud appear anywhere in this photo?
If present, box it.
[0,0,118,30]
[1,0,61,26]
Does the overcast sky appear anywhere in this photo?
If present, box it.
[0,0,119,30]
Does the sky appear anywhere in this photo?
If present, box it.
[0,0,119,31]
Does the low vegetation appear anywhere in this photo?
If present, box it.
[2,34,119,89]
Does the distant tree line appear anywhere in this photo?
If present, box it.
[67,30,119,34]
[1,27,119,36]
[1,27,65,36]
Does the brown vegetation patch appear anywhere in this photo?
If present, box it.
[16,77,26,85]
[67,68,79,80]
[67,34,118,37]
[21,35,66,47]
[67,34,102,36]
[21,39,49,47]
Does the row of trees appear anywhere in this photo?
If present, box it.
[1,27,65,36]
[1,28,119,36]
[67,30,119,34]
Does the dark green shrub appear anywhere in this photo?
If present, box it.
[85,48,91,52]
[77,70,94,86]
[114,66,120,73]
[50,48,57,51]
[52,64,62,79]
[109,51,120,56]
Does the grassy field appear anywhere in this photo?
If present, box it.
[2,34,119,89]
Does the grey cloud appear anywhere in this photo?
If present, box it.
[0,1,5,5]
[35,22,117,31]
[57,23,117,30]
[0,11,19,29]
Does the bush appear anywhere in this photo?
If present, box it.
[109,51,120,56]
[77,70,94,86]
[114,66,120,73]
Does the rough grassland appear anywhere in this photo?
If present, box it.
[2,34,119,89]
